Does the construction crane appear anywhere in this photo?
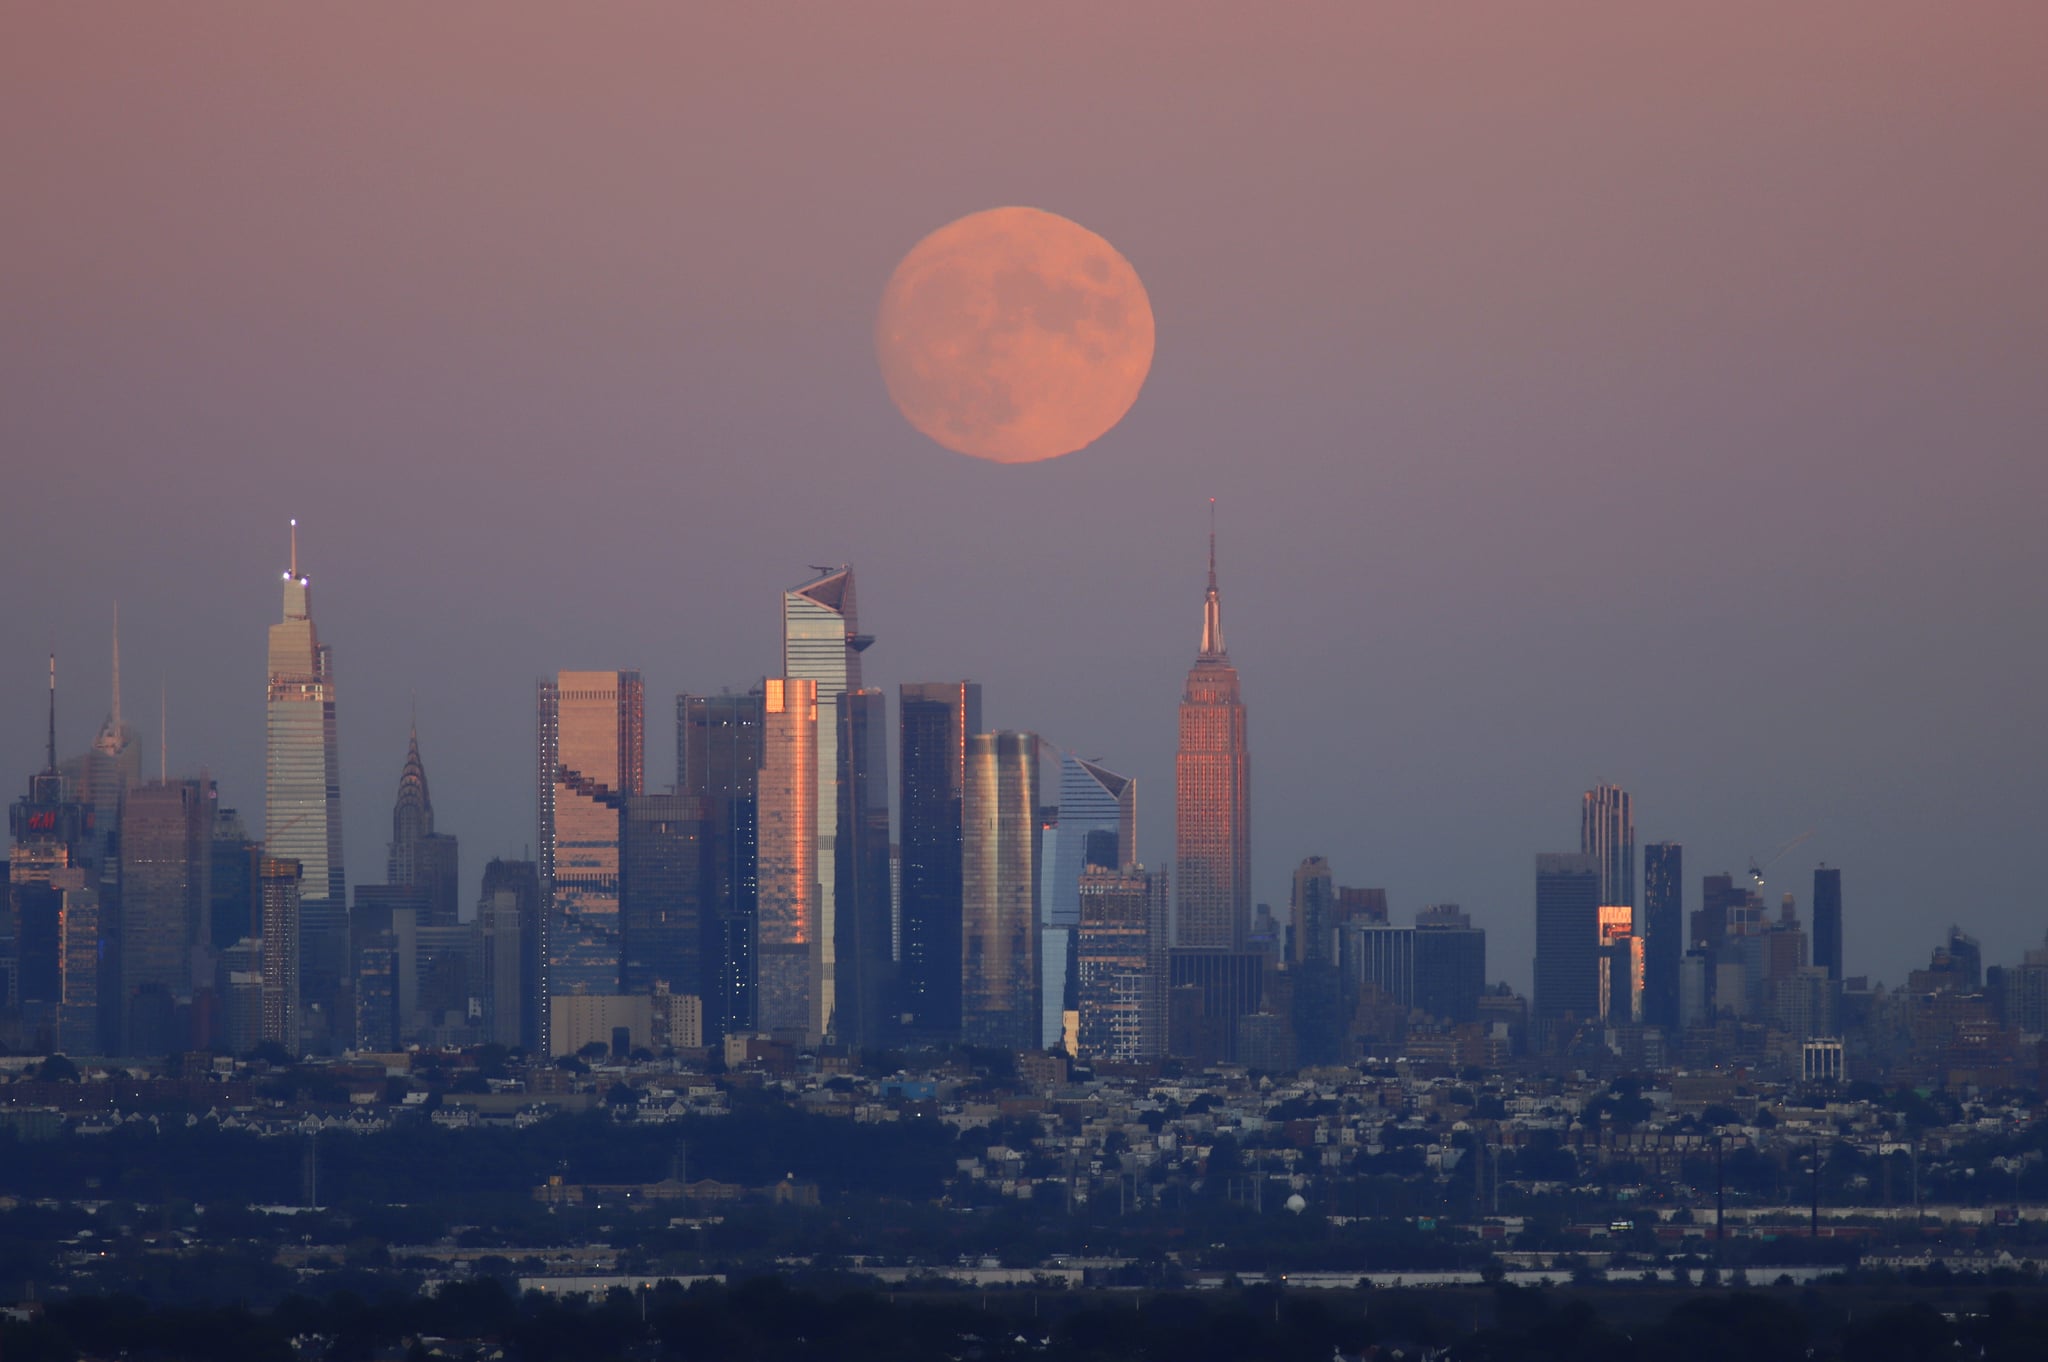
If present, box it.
[1748,829,1816,889]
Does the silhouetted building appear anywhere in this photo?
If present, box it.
[897,681,981,1037]
[536,669,643,1023]
[1045,753,1136,1047]
[755,677,818,1039]
[1642,841,1683,1030]
[1414,903,1486,1024]
[834,688,892,1049]
[386,722,459,926]
[1812,865,1843,982]
[1291,856,1335,965]
[677,691,763,1041]
[209,808,259,952]
[1534,852,1600,1024]
[119,779,214,1054]
[620,793,708,1000]
[1580,784,1634,908]
[961,732,1040,1050]
[1166,948,1263,1063]
[1174,517,1249,949]
[478,858,542,1051]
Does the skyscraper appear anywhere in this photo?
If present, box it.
[1291,856,1335,965]
[478,858,542,1051]
[9,657,97,1050]
[387,721,459,926]
[619,793,708,1000]
[1812,865,1843,982]
[1413,904,1486,1024]
[1045,754,1137,1047]
[755,677,818,1039]
[257,856,302,1049]
[834,688,892,1049]
[677,691,764,1042]
[536,669,643,1012]
[62,607,141,809]
[897,680,981,1037]
[264,524,345,1040]
[1642,841,1682,1030]
[781,567,872,1041]
[119,778,214,1053]
[1580,784,1635,909]
[961,731,1040,1050]
[1076,864,1168,1063]
[1174,512,1250,950]
[1533,852,1601,1024]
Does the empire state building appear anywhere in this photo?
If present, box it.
[1174,510,1250,949]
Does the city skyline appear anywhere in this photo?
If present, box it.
[6,7,2045,994]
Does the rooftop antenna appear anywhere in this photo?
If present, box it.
[46,650,57,773]
[289,518,299,579]
[160,683,167,782]
[110,601,122,738]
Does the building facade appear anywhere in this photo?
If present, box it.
[961,731,1041,1050]
[754,678,818,1039]
[264,527,345,1039]
[676,691,764,1042]
[536,669,643,1022]
[1580,784,1634,910]
[781,567,870,1045]
[1642,840,1683,1030]
[1534,852,1601,1024]
[1174,521,1250,950]
[897,681,981,1037]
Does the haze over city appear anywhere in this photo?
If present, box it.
[5,3,2045,995]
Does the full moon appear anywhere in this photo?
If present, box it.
[875,206,1155,464]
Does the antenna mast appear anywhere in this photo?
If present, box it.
[46,652,57,772]
[111,601,122,737]
[289,518,298,579]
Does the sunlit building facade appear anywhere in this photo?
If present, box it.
[536,669,644,1025]
[264,527,346,1033]
[755,678,818,1039]
[961,731,1041,1050]
[1174,522,1250,950]
[781,567,872,1042]
[1580,783,1635,910]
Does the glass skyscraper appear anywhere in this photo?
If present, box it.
[677,690,764,1041]
[1812,865,1843,982]
[781,567,871,1041]
[1580,784,1635,909]
[264,525,344,1046]
[961,731,1041,1050]
[1534,852,1601,1024]
[755,677,818,1039]
[1045,754,1136,1046]
[1642,841,1683,1029]
[1174,518,1250,950]
[536,669,644,1023]
[897,681,981,1038]
[834,688,893,1049]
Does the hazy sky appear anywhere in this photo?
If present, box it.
[4,5,2045,991]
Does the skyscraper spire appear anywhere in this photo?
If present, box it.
[1199,499,1226,659]
[110,601,121,738]
[46,651,57,773]
[289,517,298,579]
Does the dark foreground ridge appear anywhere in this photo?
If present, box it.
[7,1279,2048,1362]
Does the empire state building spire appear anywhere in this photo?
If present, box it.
[1200,497,1226,658]
[1175,501,1251,953]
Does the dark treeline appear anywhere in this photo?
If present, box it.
[7,1279,2048,1362]
[0,1103,959,1207]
